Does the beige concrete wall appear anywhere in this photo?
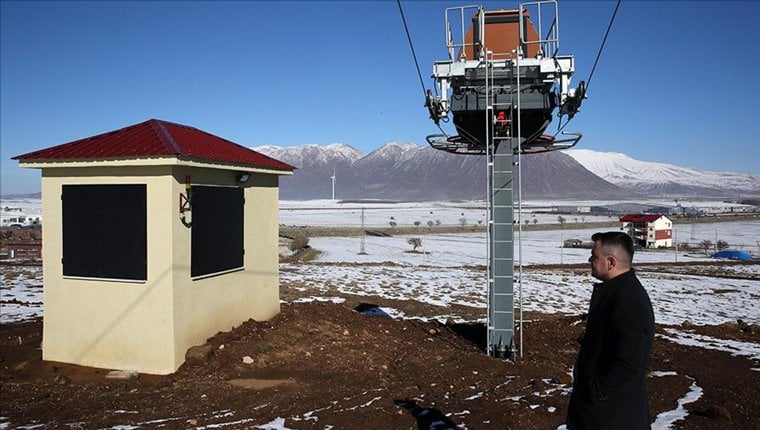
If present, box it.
[40,166,177,374]
[37,164,282,374]
[170,168,281,370]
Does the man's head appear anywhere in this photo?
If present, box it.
[588,231,634,281]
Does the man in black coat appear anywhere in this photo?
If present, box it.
[566,231,655,429]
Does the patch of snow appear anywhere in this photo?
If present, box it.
[0,266,42,323]
[200,418,261,429]
[345,396,382,411]
[659,329,760,361]
[651,381,703,430]
[649,371,679,378]
[254,417,293,430]
[291,296,345,304]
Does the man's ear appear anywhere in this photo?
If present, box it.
[607,255,617,270]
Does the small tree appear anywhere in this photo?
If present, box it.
[414,220,421,229]
[717,240,729,250]
[700,239,713,255]
[435,219,441,226]
[427,220,434,229]
[407,237,422,251]
[459,217,468,229]
[290,233,310,252]
[557,215,566,226]
[389,220,397,229]
[524,219,530,226]
[532,218,538,225]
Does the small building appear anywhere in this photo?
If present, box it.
[1,208,42,227]
[619,214,673,248]
[13,119,294,374]
[563,238,584,248]
[4,241,42,259]
[554,205,591,214]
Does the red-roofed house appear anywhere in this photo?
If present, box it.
[14,119,294,374]
[619,214,673,248]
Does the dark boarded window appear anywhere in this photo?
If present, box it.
[62,184,147,281]
[191,186,244,277]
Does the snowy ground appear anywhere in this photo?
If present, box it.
[1,198,758,429]
[3,199,759,326]
[286,230,760,328]
[0,265,42,324]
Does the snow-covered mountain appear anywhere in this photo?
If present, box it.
[566,149,760,197]
[254,143,629,201]
[254,143,363,168]
[254,144,363,199]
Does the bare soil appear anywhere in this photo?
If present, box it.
[2,298,758,429]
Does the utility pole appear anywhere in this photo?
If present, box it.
[714,229,718,254]
[674,228,678,263]
[359,207,366,255]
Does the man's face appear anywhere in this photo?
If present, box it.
[589,241,611,281]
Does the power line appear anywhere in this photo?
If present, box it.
[396,0,430,98]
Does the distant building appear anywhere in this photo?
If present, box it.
[554,205,591,213]
[14,119,294,374]
[643,206,673,215]
[4,242,42,259]
[1,208,42,227]
[619,214,673,248]
[563,239,594,248]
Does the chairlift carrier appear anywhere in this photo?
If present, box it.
[424,0,585,358]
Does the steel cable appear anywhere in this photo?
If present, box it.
[396,0,434,97]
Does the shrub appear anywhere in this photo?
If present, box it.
[700,239,713,254]
[290,233,310,251]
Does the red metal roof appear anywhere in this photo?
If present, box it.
[13,119,294,172]
[619,214,667,223]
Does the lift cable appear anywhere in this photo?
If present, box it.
[396,0,434,98]
[585,0,622,94]
[555,0,622,136]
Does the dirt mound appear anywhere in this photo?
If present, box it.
[1,302,758,428]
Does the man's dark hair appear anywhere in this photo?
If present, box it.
[592,231,634,266]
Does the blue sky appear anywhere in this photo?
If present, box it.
[2,0,759,195]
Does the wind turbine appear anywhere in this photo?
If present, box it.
[330,169,336,201]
